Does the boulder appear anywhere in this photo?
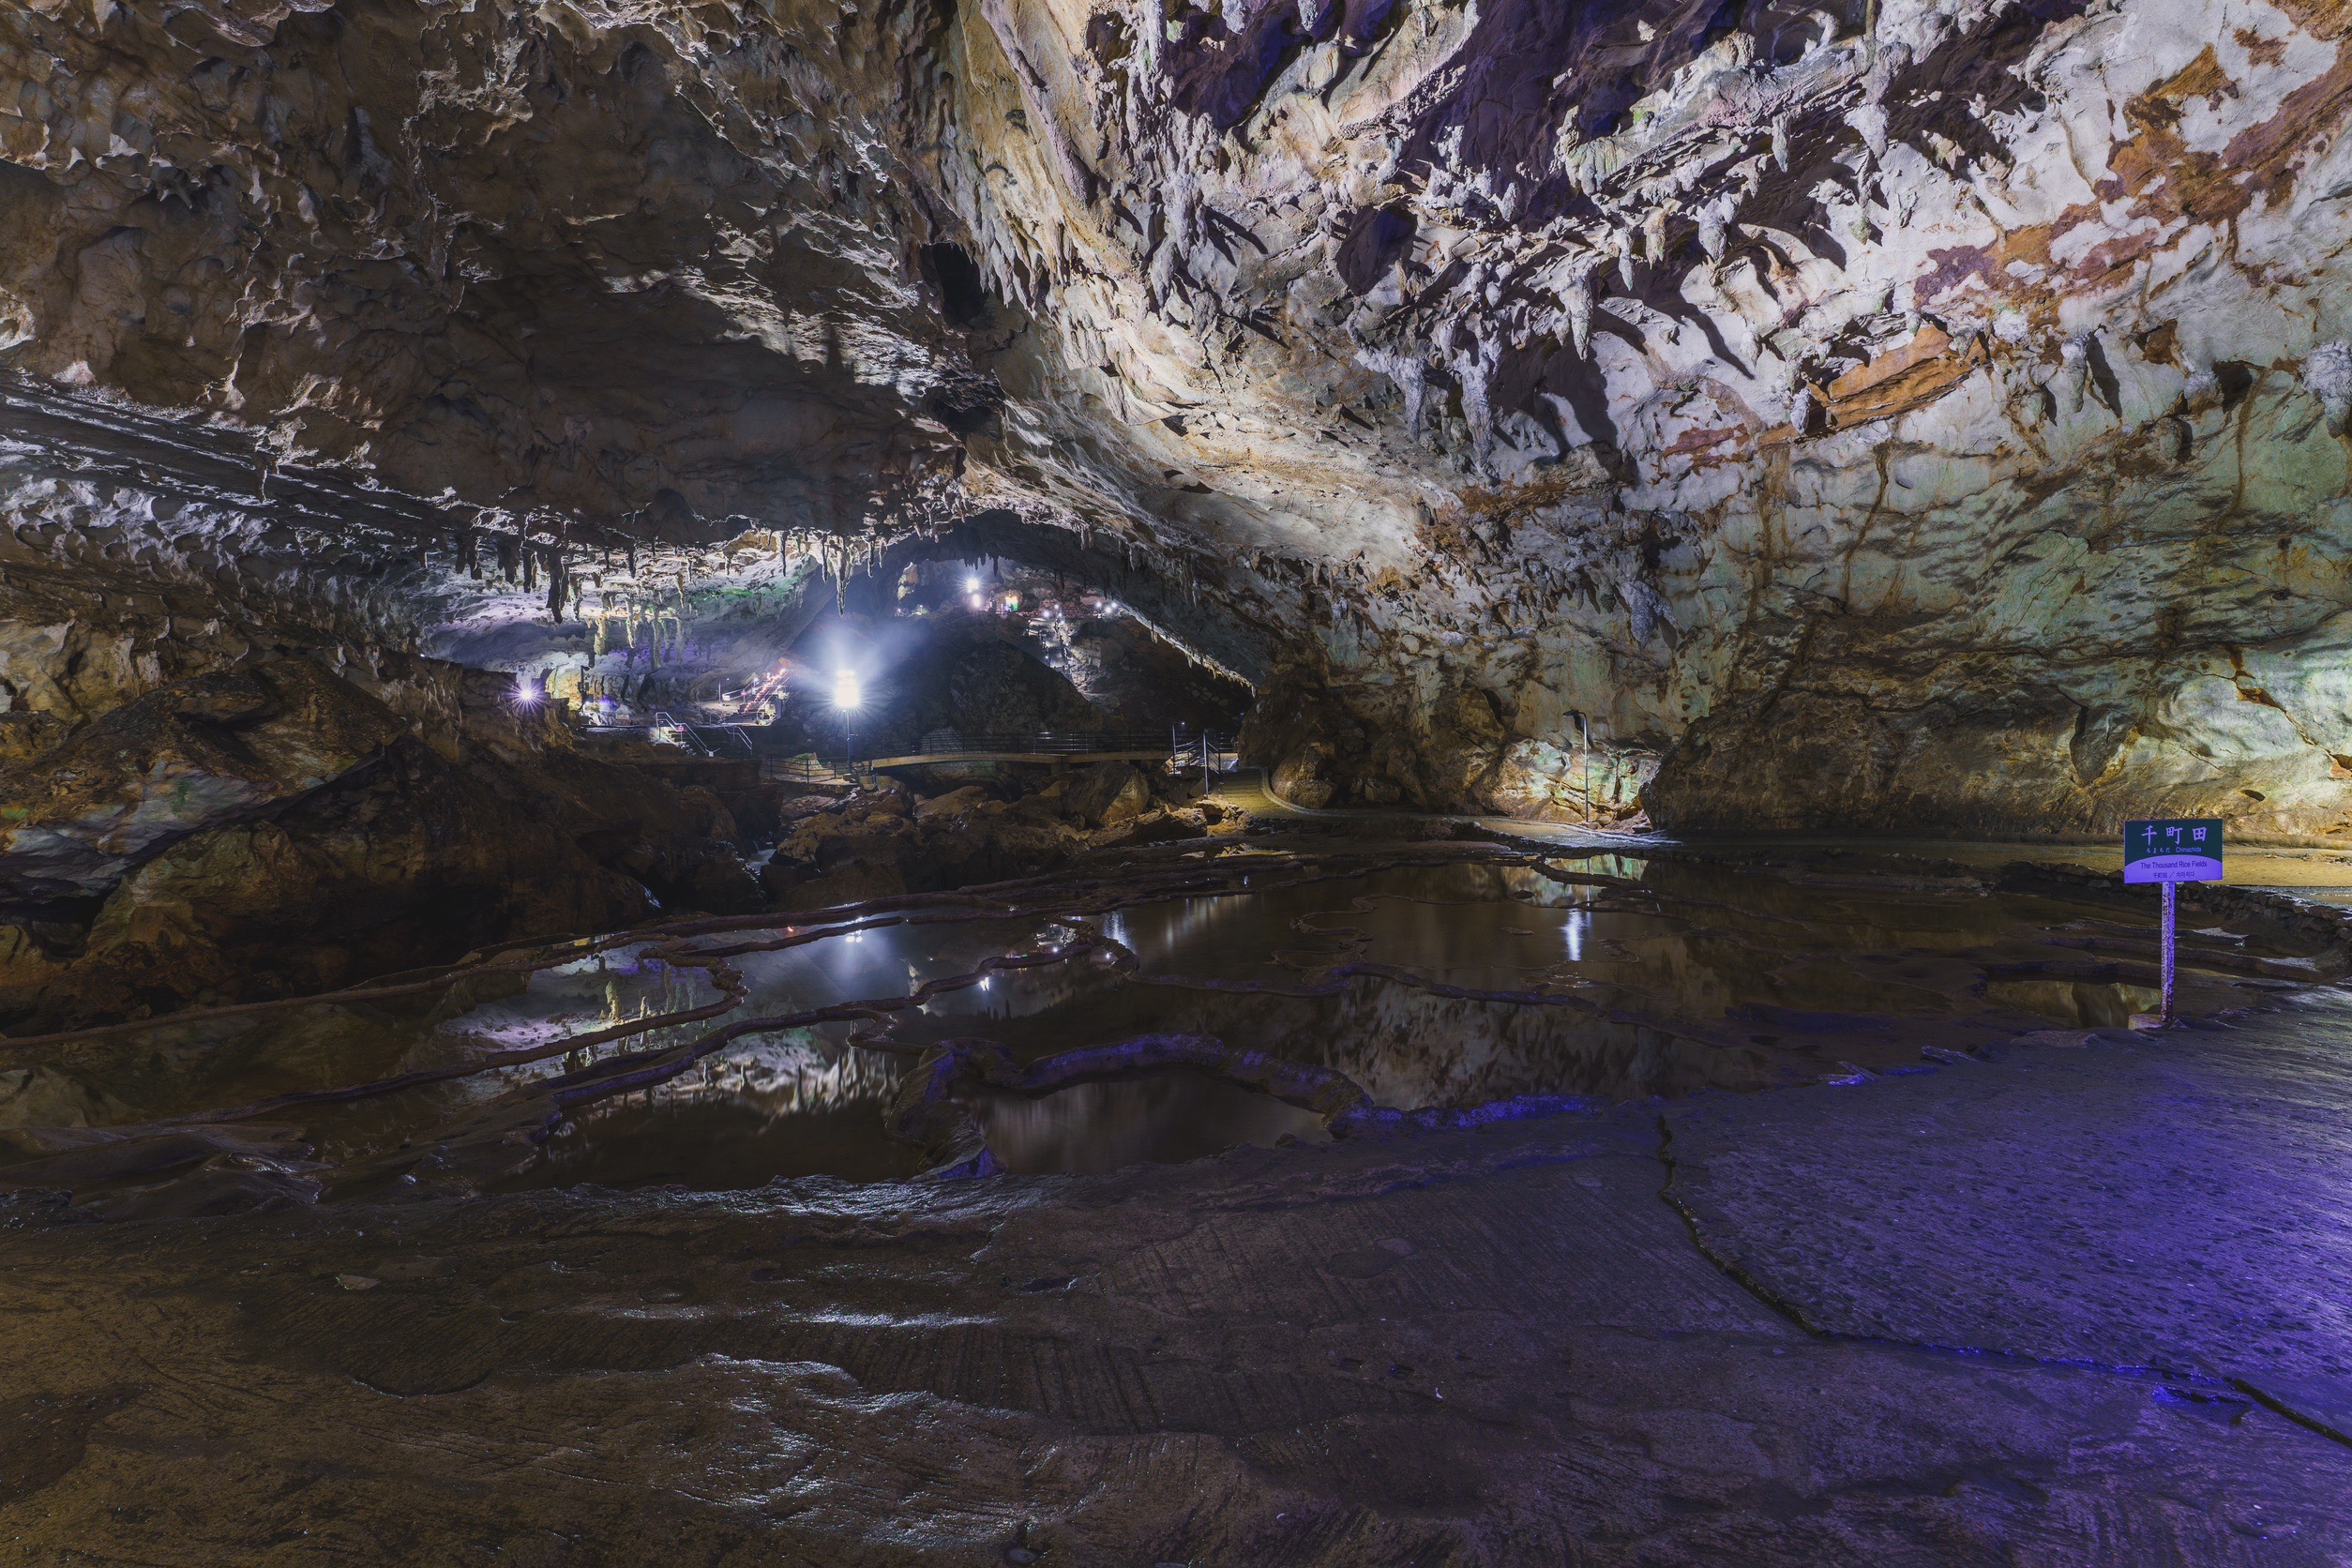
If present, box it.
[0,659,408,905]
[12,737,656,1032]
[1152,769,1208,805]
[914,814,1083,885]
[672,785,743,849]
[1063,761,1151,828]
[0,659,781,1031]
[0,924,67,1024]
[1270,743,1338,810]
[759,784,1087,904]
[0,1064,127,1129]
[1091,807,1210,849]
[526,747,761,913]
[914,784,991,822]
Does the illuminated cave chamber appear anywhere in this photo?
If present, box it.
[8,0,2352,1019]
[8,0,2352,1557]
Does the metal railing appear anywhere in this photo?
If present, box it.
[598,718,1243,787]
[757,727,1240,786]
[643,714,757,760]
[885,729,1182,756]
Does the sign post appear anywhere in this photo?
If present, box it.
[2121,818,2224,1028]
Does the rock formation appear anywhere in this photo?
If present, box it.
[0,654,759,1031]
[6,0,2352,837]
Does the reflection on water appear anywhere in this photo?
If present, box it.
[972,1071,1331,1175]
[2,845,2335,1202]
[503,1039,926,1189]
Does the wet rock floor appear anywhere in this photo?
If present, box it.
[4,841,2351,1561]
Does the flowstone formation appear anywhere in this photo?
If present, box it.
[7,0,2352,836]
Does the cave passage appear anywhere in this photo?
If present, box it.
[9,0,2352,1551]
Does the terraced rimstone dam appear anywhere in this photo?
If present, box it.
[10,0,2352,1557]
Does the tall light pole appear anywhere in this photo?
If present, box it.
[1580,711,1592,824]
[833,668,862,778]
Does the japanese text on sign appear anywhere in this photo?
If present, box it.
[2122,818,2224,884]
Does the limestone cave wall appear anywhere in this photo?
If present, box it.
[7,0,2352,838]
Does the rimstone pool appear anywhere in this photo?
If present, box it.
[4,839,2337,1210]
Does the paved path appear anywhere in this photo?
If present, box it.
[866,748,1173,772]
[1214,769,2352,895]
[1211,765,1668,853]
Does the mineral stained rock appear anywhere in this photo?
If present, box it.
[7,0,2352,835]
[0,656,762,1031]
[0,659,409,903]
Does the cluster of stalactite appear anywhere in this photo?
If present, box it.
[590,582,693,668]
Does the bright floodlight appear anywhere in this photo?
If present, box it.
[833,669,862,710]
[964,574,980,593]
[513,673,539,706]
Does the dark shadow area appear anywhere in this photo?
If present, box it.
[920,240,993,328]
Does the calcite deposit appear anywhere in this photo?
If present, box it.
[8,0,2352,837]
[0,654,766,1031]
[15,8,2352,1556]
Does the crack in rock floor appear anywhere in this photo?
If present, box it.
[4,997,2352,1562]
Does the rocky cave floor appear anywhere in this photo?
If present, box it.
[17,0,2352,1552]
[4,995,2352,1565]
[5,795,2352,1563]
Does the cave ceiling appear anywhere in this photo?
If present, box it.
[7,0,2352,834]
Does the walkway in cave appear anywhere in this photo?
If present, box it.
[1216,764,1666,851]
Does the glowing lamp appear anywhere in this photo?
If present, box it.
[833,669,862,711]
[513,673,540,706]
[965,575,981,593]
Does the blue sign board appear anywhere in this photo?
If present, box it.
[2122,818,2224,884]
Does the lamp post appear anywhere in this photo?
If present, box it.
[833,668,862,779]
[1579,711,1592,825]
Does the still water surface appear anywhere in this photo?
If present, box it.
[2,845,2336,1206]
